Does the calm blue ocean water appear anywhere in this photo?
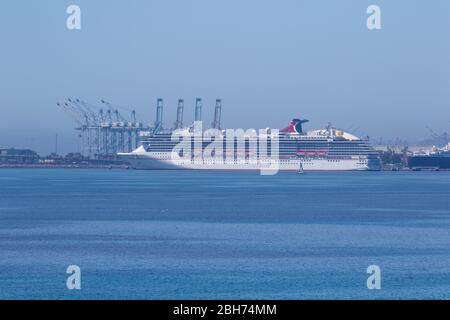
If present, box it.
[0,169,449,300]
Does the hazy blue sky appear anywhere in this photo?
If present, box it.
[0,0,449,154]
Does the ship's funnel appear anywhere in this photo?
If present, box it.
[211,99,222,129]
[154,98,164,133]
[280,119,309,134]
[195,98,202,122]
[174,99,184,129]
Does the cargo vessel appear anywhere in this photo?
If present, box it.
[408,143,450,170]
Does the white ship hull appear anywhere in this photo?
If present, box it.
[119,150,379,171]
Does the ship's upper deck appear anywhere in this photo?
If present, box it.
[141,127,363,142]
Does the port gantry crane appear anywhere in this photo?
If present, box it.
[58,100,93,155]
[426,125,449,147]
[70,98,101,156]
[101,99,143,154]
[211,99,222,130]
[57,102,85,154]
[173,99,184,130]
[58,99,147,158]
[58,97,224,158]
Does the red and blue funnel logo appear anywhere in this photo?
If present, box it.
[280,119,309,134]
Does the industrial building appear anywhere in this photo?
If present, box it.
[0,148,39,164]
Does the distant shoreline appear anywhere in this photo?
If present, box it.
[0,164,129,169]
[1,165,449,172]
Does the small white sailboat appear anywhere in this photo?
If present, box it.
[297,162,304,174]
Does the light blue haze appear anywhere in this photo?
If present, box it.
[0,1,449,153]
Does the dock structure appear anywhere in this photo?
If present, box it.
[58,98,147,158]
[58,98,222,158]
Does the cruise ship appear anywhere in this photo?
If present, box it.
[119,118,381,172]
